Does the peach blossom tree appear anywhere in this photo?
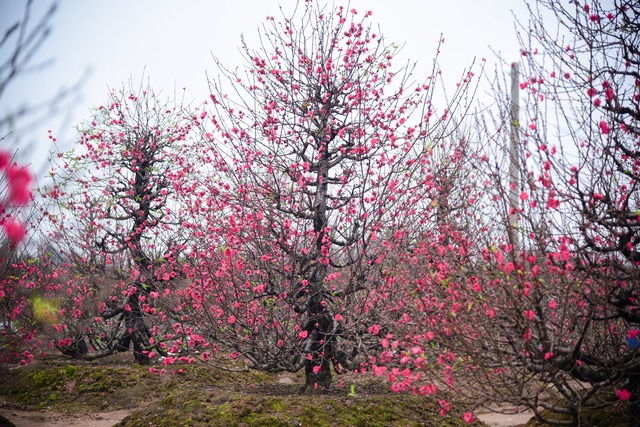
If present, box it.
[176,1,479,393]
[380,1,640,425]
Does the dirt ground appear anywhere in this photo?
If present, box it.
[476,409,533,427]
[1,406,129,427]
[0,409,531,427]
[0,355,535,427]
[1,403,532,427]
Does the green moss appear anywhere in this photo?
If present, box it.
[1,361,484,426]
[115,390,484,427]
[268,397,284,411]
[0,363,169,412]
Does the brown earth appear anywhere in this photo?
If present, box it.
[0,354,534,427]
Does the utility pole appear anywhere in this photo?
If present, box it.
[509,62,520,251]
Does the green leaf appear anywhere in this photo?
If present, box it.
[348,384,357,397]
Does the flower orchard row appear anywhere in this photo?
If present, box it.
[1,0,639,425]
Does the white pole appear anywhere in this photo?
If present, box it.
[509,62,520,250]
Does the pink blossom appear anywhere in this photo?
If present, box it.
[531,265,539,277]
[599,120,610,134]
[335,313,343,321]
[519,191,529,201]
[3,217,26,244]
[228,315,236,324]
[372,365,387,376]
[617,389,631,401]
[0,152,9,169]
[298,330,308,339]
[605,87,615,101]
[439,399,451,416]
[503,262,515,274]
[463,412,475,423]
[7,166,32,205]
[418,384,437,395]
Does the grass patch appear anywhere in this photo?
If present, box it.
[0,360,262,412]
[115,391,483,427]
[1,359,485,426]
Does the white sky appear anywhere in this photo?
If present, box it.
[0,0,528,177]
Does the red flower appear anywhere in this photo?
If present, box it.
[0,152,9,169]
[617,389,631,401]
[605,87,615,101]
[463,412,475,424]
[7,165,32,206]
[599,121,610,134]
[3,217,26,244]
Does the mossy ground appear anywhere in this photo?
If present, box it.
[0,356,484,427]
[117,391,474,427]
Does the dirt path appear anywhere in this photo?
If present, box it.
[0,402,534,427]
[0,361,536,427]
[1,407,130,427]
[476,410,533,427]
[1,405,533,427]
[1,407,531,427]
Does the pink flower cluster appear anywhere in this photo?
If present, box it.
[0,151,32,245]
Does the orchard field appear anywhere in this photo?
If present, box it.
[1,0,639,426]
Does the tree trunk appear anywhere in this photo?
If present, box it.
[124,291,151,365]
[628,374,640,427]
[303,354,332,394]
[298,288,334,394]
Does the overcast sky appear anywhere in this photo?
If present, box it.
[0,0,529,177]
